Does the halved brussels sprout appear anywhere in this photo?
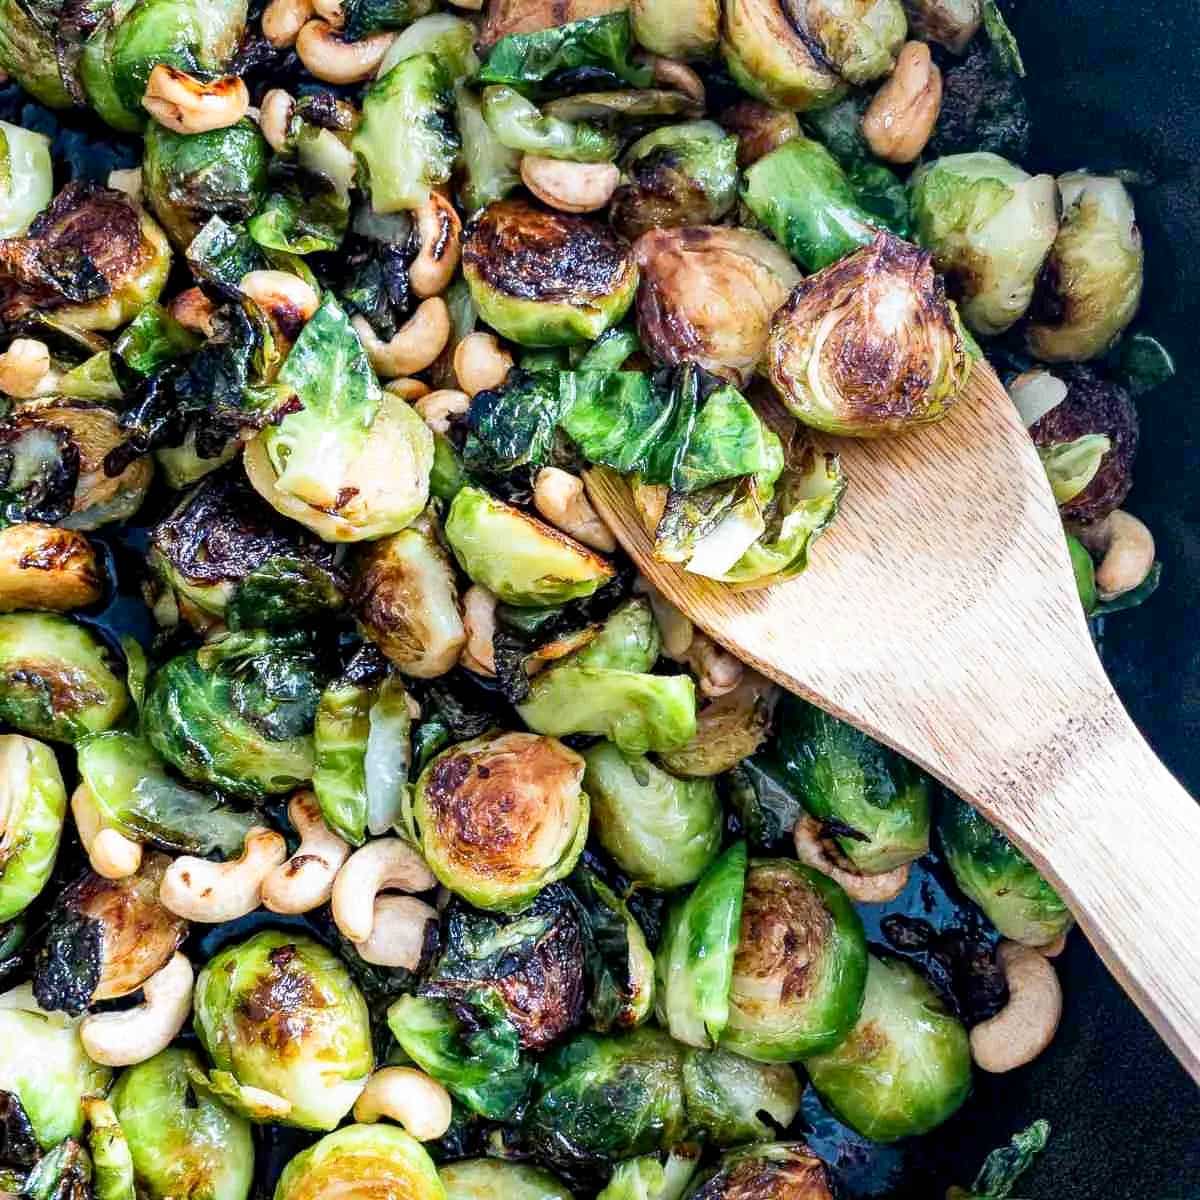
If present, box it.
[0,614,128,743]
[910,152,1059,336]
[0,984,112,1149]
[193,930,373,1130]
[722,859,867,1061]
[659,674,778,777]
[456,90,522,215]
[273,1125,442,1200]
[767,233,970,437]
[110,1048,254,1200]
[1026,173,1144,363]
[689,1143,835,1200]
[441,1159,573,1200]
[634,226,799,385]
[0,121,53,239]
[482,87,618,164]
[631,0,719,59]
[0,735,66,923]
[143,631,322,799]
[937,792,1073,947]
[412,731,589,911]
[681,1049,801,1149]
[803,955,971,1141]
[377,13,479,80]
[583,742,720,889]
[463,199,638,347]
[0,1,72,108]
[597,1148,700,1200]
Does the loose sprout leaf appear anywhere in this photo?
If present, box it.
[1116,331,1176,396]
[114,305,200,377]
[378,13,481,81]
[963,1120,1050,1198]
[342,0,434,39]
[558,370,675,474]
[186,217,267,288]
[481,86,619,164]
[456,89,522,215]
[680,1050,802,1147]
[982,0,1025,77]
[847,161,911,239]
[463,369,563,474]
[248,176,349,256]
[574,325,640,372]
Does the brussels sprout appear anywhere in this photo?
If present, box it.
[681,1050,801,1149]
[631,0,718,59]
[32,853,186,1015]
[902,0,981,52]
[804,955,972,1141]
[142,120,270,250]
[83,1097,135,1200]
[481,87,618,164]
[656,842,747,1048]
[633,226,799,386]
[377,14,479,80]
[274,1125,442,1200]
[660,675,778,778]
[937,793,1072,947]
[463,199,638,347]
[456,90,522,215]
[441,1160,574,1200]
[597,1147,700,1200]
[583,743,720,889]
[0,984,112,1149]
[478,12,650,87]
[154,431,240,489]
[722,859,867,1061]
[0,121,53,239]
[688,1143,835,1200]
[543,91,703,124]
[1026,173,1144,363]
[109,1049,253,1200]
[767,233,970,437]
[0,735,66,923]
[412,731,589,911]
[143,631,322,799]
[774,698,932,873]
[610,123,739,242]
[194,930,373,1130]
[1067,532,1097,614]
[910,152,1058,336]
[0,614,128,743]
[0,1,72,108]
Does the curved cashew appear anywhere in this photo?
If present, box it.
[453,331,512,398]
[1072,510,1155,601]
[352,300,450,378]
[258,88,295,154]
[331,837,437,943]
[169,288,217,337]
[862,41,943,165]
[414,389,469,435]
[793,815,910,903]
[142,66,249,135]
[384,377,431,402]
[71,784,142,880]
[261,792,351,915]
[635,575,695,661]
[160,827,287,923]
[239,270,320,354]
[970,941,1063,1073]
[684,631,744,698]
[312,0,345,26]
[355,894,436,968]
[262,0,314,47]
[460,584,497,677]
[79,953,193,1068]
[353,1067,452,1141]
[107,167,143,204]
[533,467,618,553]
[409,192,462,299]
[520,155,619,214]
[296,20,395,85]
[643,55,705,105]
[0,339,57,399]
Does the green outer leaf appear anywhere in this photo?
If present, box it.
[982,0,1025,77]
[187,216,267,288]
[115,304,200,376]
[343,0,434,38]
[248,186,348,256]
[967,1120,1050,1198]
[558,371,674,473]
[1066,534,1097,615]
[481,86,618,163]
[312,678,373,846]
[1038,434,1111,504]
[463,369,563,474]
[596,1149,699,1200]
[0,735,66,923]
[1116,331,1175,396]
[456,88,522,214]
[83,1099,135,1200]
[680,1051,801,1148]
[670,383,782,494]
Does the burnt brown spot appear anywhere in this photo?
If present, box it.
[691,1145,835,1200]
[238,946,326,1053]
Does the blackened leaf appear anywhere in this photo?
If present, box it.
[463,369,562,474]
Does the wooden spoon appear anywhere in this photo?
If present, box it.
[585,361,1200,1084]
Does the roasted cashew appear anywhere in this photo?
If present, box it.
[160,827,287,922]
[970,941,1063,1073]
[1072,510,1155,601]
[107,167,143,204]
[460,584,497,677]
[862,41,943,164]
[142,66,249,135]
[353,1067,452,1141]
[793,815,910,903]
[261,792,351,915]
[635,575,695,660]
[258,88,295,154]
[684,631,743,698]
[239,270,320,354]
[0,339,57,399]
[262,0,314,47]
[71,784,142,880]
[409,192,462,299]
[453,331,513,397]
[355,895,436,968]
[533,467,618,553]
[719,99,799,167]
[643,55,705,105]
[352,299,450,378]
[331,837,437,943]
[520,155,620,214]
[312,0,344,26]
[414,389,469,435]
[169,288,217,337]
[79,953,193,1068]
[384,377,431,402]
[296,20,396,85]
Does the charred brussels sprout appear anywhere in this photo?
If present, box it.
[632,0,718,59]
[0,735,66,922]
[938,793,1072,947]
[441,1159,573,1200]
[910,152,1058,336]
[722,860,867,1061]
[463,199,638,346]
[689,1143,835,1200]
[768,233,970,437]
[660,675,778,778]
[1026,173,1144,363]
[273,1125,442,1200]
[681,1049,801,1148]
[0,121,53,239]
[412,731,589,911]
[143,631,322,799]
[803,955,971,1141]
[0,1,71,108]
[0,615,129,743]
[598,1149,700,1200]
[109,1049,254,1200]
[193,930,373,1130]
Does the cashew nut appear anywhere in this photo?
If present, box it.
[643,55,705,105]
[353,1067,452,1141]
[258,88,295,154]
[453,332,512,397]
[1071,510,1155,601]
[460,584,497,677]
[414,389,469,435]
[71,784,142,880]
[169,288,217,337]
[0,339,57,399]
[1038,931,1068,958]
[684,631,744,698]
[261,792,351,915]
[533,467,618,553]
[352,300,450,378]
[719,99,799,167]
[79,953,194,1068]
[142,66,249,135]
[312,0,344,26]
[262,0,314,47]
[239,270,320,354]
[862,41,943,164]
[520,155,620,214]
[969,941,1063,1073]
[409,191,462,299]
[296,20,396,84]
[385,377,431,402]
[331,836,437,943]
[106,167,143,204]
[160,827,287,922]
[635,575,695,661]
[355,894,436,968]
[793,815,910,903]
